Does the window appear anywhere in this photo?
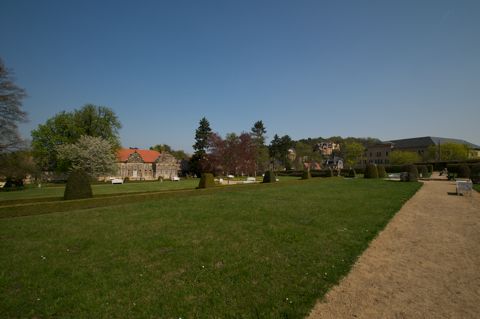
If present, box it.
[386,151,389,157]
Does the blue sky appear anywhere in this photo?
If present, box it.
[1,0,479,152]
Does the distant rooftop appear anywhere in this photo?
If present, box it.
[388,136,480,149]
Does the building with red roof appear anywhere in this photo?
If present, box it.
[116,148,179,180]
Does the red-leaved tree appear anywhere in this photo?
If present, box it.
[205,132,256,176]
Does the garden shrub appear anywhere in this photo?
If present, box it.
[417,165,429,178]
[64,170,93,200]
[198,173,215,188]
[471,163,480,184]
[263,171,276,183]
[310,170,324,178]
[405,165,418,182]
[347,168,356,178]
[457,164,471,178]
[276,170,302,177]
[325,168,334,177]
[427,164,433,173]
[354,167,365,175]
[2,178,24,191]
[301,170,311,180]
[385,165,405,173]
[377,165,387,178]
[364,164,378,179]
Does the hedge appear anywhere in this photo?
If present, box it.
[471,163,480,184]
[64,170,93,200]
[263,171,276,183]
[377,165,387,178]
[198,173,215,188]
[301,171,311,180]
[364,164,378,179]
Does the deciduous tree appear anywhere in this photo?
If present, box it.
[0,150,38,186]
[389,150,421,165]
[31,104,121,171]
[427,142,470,161]
[0,58,27,153]
[343,142,365,168]
[56,135,117,177]
[269,134,294,169]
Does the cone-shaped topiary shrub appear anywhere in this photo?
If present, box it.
[198,173,215,188]
[457,164,471,178]
[470,163,480,184]
[418,165,429,178]
[377,165,387,178]
[405,165,418,182]
[427,164,433,174]
[348,168,356,178]
[301,170,311,180]
[263,171,276,183]
[364,164,378,178]
[64,170,93,200]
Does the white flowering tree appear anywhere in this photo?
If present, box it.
[56,135,117,177]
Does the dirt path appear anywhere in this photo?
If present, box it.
[308,181,480,319]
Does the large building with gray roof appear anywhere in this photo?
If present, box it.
[361,136,480,166]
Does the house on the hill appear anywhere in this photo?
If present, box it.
[315,142,340,156]
[116,148,180,181]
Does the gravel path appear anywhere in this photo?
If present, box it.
[308,181,480,319]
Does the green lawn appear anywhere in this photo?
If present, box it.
[0,178,421,318]
[474,184,480,192]
[0,176,300,202]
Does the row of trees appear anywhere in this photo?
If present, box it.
[187,118,373,175]
[189,118,270,176]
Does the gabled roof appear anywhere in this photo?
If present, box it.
[117,148,161,163]
[388,136,480,149]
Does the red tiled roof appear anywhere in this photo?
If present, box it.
[117,148,161,163]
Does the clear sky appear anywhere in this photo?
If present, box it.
[1,0,479,152]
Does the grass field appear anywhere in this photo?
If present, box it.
[0,178,421,318]
[0,176,300,202]
[474,184,480,192]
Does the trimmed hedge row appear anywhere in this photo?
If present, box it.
[0,178,308,219]
[416,159,480,171]
[445,163,480,183]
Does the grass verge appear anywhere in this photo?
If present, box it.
[0,178,421,318]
